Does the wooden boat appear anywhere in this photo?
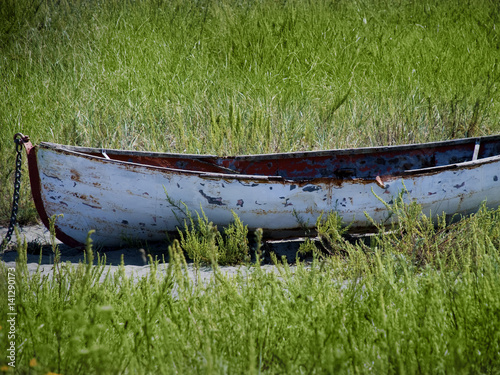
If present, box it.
[16,133,500,247]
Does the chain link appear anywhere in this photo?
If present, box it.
[1,134,25,252]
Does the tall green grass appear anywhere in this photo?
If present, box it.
[1,203,500,373]
[1,0,500,224]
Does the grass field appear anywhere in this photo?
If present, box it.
[1,0,500,373]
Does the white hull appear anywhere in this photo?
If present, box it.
[32,142,500,247]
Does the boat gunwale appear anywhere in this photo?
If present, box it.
[37,134,500,182]
[39,134,500,160]
[37,143,286,182]
[401,153,500,175]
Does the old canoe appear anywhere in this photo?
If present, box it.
[16,134,500,247]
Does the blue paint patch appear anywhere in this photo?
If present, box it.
[303,185,321,192]
[199,190,226,206]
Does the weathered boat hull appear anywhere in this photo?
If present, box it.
[21,135,500,247]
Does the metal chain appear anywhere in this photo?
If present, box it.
[1,134,25,252]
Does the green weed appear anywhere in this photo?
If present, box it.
[178,208,250,266]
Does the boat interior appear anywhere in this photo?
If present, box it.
[43,135,500,180]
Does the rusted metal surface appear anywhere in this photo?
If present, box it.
[24,135,500,247]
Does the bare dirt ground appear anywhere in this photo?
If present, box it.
[0,224,305,280]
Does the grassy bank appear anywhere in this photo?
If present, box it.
[1,204,500,373]
[1,0,500,224]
